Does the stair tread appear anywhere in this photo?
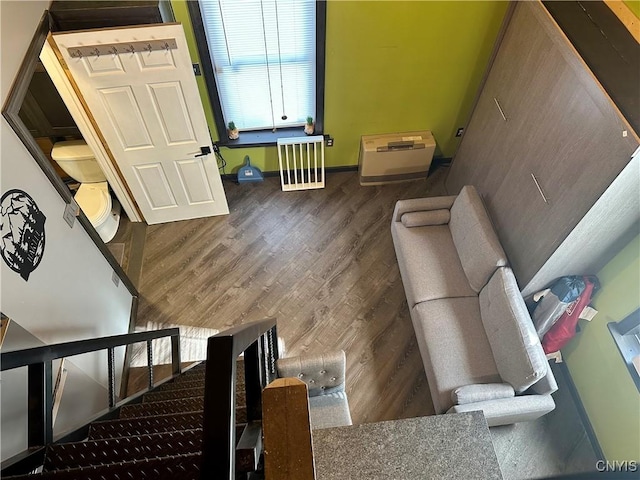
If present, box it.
[174,371,206,383]
[3,359,258,477]
[143,386,204,403]
[175,366,245,384]
[43,429,203,471]
[157,379,204,391]
[89,412,204,440]
[120,396,204,418]
[6,453,200,479]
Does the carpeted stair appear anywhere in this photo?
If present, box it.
[6,360,254,479]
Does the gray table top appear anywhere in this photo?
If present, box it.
[313,412,503,480]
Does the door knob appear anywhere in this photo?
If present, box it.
[195,146,211,157]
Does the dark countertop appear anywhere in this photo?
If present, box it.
[312,412,503,480]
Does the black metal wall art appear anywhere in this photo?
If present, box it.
[1,189,46,281]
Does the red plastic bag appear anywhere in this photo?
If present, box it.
[542,276,597,354]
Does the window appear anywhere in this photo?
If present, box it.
[608,308,640,392]
[189,0,326,146]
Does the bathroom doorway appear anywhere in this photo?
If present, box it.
[15,47,149,287]
[5,7,230,289]
[3,12,139,296]
[18,58,127,239]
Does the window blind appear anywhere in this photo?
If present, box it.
[199,0,316,131]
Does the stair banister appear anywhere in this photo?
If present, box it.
[1,328,181,475]
[200,318,279,480]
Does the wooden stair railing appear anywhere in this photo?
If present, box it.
[263,378,315,480]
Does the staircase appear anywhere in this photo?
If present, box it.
[5,361,257,479]
[1,319,279,480]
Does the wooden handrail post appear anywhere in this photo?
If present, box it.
[262,378,315,480]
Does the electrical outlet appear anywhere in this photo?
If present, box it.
[326,136,334,147]
[456,127,464,137]
[192,63,201,76]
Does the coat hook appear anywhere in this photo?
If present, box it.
[92,48,100,58]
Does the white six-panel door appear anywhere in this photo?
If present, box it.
[52,24,228,224]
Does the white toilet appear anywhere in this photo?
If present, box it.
[51,140,121,243]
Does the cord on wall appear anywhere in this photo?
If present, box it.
[213,142,228,176]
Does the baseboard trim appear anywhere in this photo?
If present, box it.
[222,165,357,181]
[221,158,451,182]
[429,157,452,175]
[557,361,606,462]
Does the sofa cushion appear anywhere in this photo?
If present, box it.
[309,392,352,429]
[479,268,547,393]
[411,297,501,413]
[447,394,556,427]
[277,351,346,397]
[451,383,514,405]
[392,196,457,222]
[449,186,508,292]
[392,224,476,307]
[401,209,450,228]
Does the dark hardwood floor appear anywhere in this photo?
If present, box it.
[133,168,599,479]
[135,169,449,424]
[109,214,147,290]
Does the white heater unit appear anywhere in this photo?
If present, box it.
[358,131,436,186]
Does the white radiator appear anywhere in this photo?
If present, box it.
[277,136,325,192]
[358,131,435,185]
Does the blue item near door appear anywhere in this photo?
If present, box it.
[237,155,264,183]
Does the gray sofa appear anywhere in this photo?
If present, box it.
[391,186,557,426]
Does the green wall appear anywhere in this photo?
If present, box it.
[564,235,640,461]
[624,0,640,19]
[172,0,508,174]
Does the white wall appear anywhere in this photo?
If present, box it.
[1,0,134,461]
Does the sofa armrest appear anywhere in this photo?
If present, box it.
[446,394,555,427]
[529,362,558,395]
[277,350,346,397]
[452,383,515,405]
[392,196,457,222]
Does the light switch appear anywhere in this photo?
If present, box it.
[63,199,79,228]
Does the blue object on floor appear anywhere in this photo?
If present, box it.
[237,155,264,183]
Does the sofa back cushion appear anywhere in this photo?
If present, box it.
[449,186,507,292]
[479,267,547,393]
[401,209,450,228]
[277,350,346,397]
